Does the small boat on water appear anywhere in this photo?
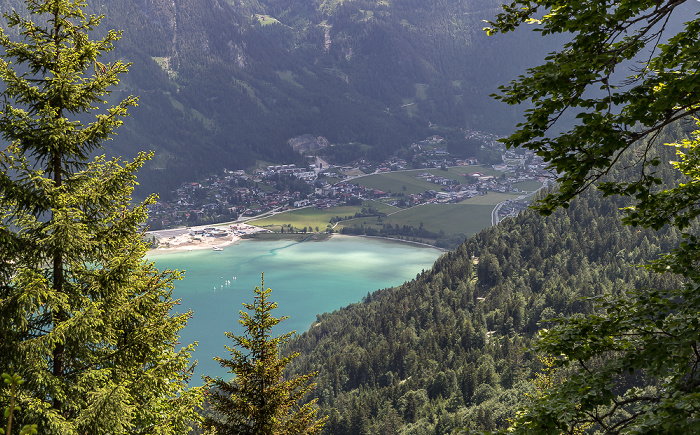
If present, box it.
[213,246,223,251]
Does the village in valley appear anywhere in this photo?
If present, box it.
[146,130,552,245]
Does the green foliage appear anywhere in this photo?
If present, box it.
[284,187,682,434]
[203,274,326,435]
[486,1,700,432]
[502,132,700,434]
[485,0,699,215]
[1,374,38,435]
[0,1,202,432]
[251,202,391,230]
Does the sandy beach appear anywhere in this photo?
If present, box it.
[147,223,268,254]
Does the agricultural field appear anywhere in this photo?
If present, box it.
[250,201,397,231]
[354,171,437,195]
[352,166,503,195]
[248,168,526,239]
[241,232,331,242]
[513,180,544,192]
[338,203,494,237]
[459,192,522,205]
[339,168,365,177]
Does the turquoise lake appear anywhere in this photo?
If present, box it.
[150,235,443,384]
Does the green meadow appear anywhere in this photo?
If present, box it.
[255,14,281,26]
[355,172,437,195]
[338,204,494,236]
[250,168,528,238]
[353,166,502,195]
[250,201,397,231]
[459,192,522,205]
[513,180,544,192]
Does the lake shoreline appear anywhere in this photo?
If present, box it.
[150,235,443,384]
[354,234,449,252]
[147,231,445,257]
[146,223,266,255]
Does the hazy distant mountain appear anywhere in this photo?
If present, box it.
[1,0,554,196]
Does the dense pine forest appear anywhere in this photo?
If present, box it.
[283,185,683,433]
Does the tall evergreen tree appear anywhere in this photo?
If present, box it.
[203,274,326,435]
[0,1,201,433]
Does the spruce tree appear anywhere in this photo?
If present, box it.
[203,274,326,435]
[0,1,201,433]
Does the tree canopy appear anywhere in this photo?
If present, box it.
[485,0,700,215]
[203,274,326,435]
[0,1,201,432]
[485,0,700,432]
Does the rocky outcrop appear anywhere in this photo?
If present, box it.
[288,135,329,153]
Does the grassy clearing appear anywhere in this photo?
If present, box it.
[250,201,397,230]
[355,172,436,195]
[340,168,366,177]
[414,83,428,100]
[255,14,281,26]
[388,204,493,235]
[167,96,213,130]
[514,180,544,192]
[338,203,494,236]
[358,9,374,19]
[249,198,496,237]
[150,151,174,170]
[459,192,522,205]
[251,208,345,230]
[232,79,268,112]
[363,200,399,213]
[189,108,214,130]
[401,99,418,117]
[352,166,504,195]
[321,176,343,185]
[275,70,302,87]
[168,96,184,112]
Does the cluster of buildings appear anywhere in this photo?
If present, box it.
[262,164,316,182]
[146,131,550,230]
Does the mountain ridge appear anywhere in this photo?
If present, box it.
[2,0,553,196]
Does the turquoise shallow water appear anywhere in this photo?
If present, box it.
[150,235,443,384]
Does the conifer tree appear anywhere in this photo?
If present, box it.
[203,274,326,435]
[0,0,201,433]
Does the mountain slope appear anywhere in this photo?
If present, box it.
[282,188,682,433]
[2,0,557,196]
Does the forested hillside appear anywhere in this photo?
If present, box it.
[283,186,683,434]
[274,1,700,432]
[0,0,555,196]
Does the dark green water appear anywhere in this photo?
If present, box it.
[150,235,443,384]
